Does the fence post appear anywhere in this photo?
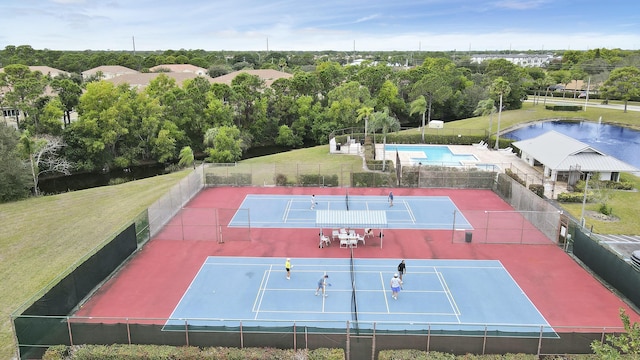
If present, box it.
[346,321,351,360]
[371,322,376,360]
[66,317,73,346]
[485,211,490,241]
[537,325,544,357]
[426,325,431,352]
[126,318,131,345]
[184,320,189,346]
[482,326,487,354]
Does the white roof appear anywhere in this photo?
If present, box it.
[512,131,638,172]
[315,210,387,227]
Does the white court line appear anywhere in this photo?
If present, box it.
[379,272,390,312]
[498,260,552,327]
[252,266,273,318]
[404,200,416,224]
[166,260,210,320]
[435,269,462,321]
[281,200,292,222]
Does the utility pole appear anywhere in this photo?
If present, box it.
[580,173,591,227]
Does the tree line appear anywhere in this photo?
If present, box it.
[1,45,639,202]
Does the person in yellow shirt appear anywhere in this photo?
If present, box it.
[285,258,292,280]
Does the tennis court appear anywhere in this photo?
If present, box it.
[164,254,554,337]
[231,194,472,230]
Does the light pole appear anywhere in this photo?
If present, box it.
[580,173,591,227]
[494,93,503,150]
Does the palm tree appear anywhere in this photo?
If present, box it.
[409,96,427,143]
[356,105,374,140]
[473,99,496,143]
[490,77,511,150]
[370,107,400,172]
[179,146,195,169]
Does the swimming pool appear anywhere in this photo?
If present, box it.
[385,145,478,166]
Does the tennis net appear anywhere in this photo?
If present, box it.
[349,247,359,329]
[345,189,350,211]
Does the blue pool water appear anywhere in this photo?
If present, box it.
[386,145,478,166]
[504,121,640,169]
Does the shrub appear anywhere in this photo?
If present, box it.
[42,345,67,360]
[591,308,640,358]
[274,173,288,186]
[43,345,336,360]
[308,348,345,360]
[165,163,184,172]
[545,104,582,111]
[298,174,339,187]
[505,168,526,187]
[557,191,592,203]
[599,203,613,216]
[352,171,395,187]
[366,160,395,172]
[529,184,545,198]
[205,173,252,186]
[378,349,456,359]
[604,181,634,190]
[108,177,129,185]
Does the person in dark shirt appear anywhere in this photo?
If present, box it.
[397,260,406,282]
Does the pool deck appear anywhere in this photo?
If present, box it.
[380,144,565,199]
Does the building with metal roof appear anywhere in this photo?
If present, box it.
[511,130,638,184]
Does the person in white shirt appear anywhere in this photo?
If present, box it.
[390,273,403,300]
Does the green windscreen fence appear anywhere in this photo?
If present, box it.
[13,223,138,359]
[573,229,640,309]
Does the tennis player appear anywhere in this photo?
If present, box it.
[397,260,406,282]
[315,274,330,297]
[390,273,403,300]
[285,258,292,280]
[388,191,394,207]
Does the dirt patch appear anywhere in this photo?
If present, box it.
[585,210,620,222]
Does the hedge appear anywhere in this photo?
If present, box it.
[43,345,345,360]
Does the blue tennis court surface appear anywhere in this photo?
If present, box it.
[230,195,472,230]
[165,256,555,337]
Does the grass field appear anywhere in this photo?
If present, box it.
[559,173,640,234]
[0,170,191,359]
[1,101,639,359]
[206,145,365,186]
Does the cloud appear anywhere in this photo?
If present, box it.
[491,0,550,10]
[355,14,380,23]
[51,0,86,4]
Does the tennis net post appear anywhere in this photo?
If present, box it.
[345,188,350,211]
[349,246,359,333]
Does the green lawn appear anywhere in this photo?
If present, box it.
[2,102,640,359]
[0,170,191,359]
[442,100,640,131]
[559,173,640,234]
[206,145,364,186]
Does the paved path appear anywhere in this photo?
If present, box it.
[597,234,640,260]
[525,98,640,112]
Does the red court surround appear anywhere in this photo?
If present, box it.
[75,187,639,329]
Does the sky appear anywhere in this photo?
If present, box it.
[1,0,640,52]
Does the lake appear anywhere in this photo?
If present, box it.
[504,120,640,169]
